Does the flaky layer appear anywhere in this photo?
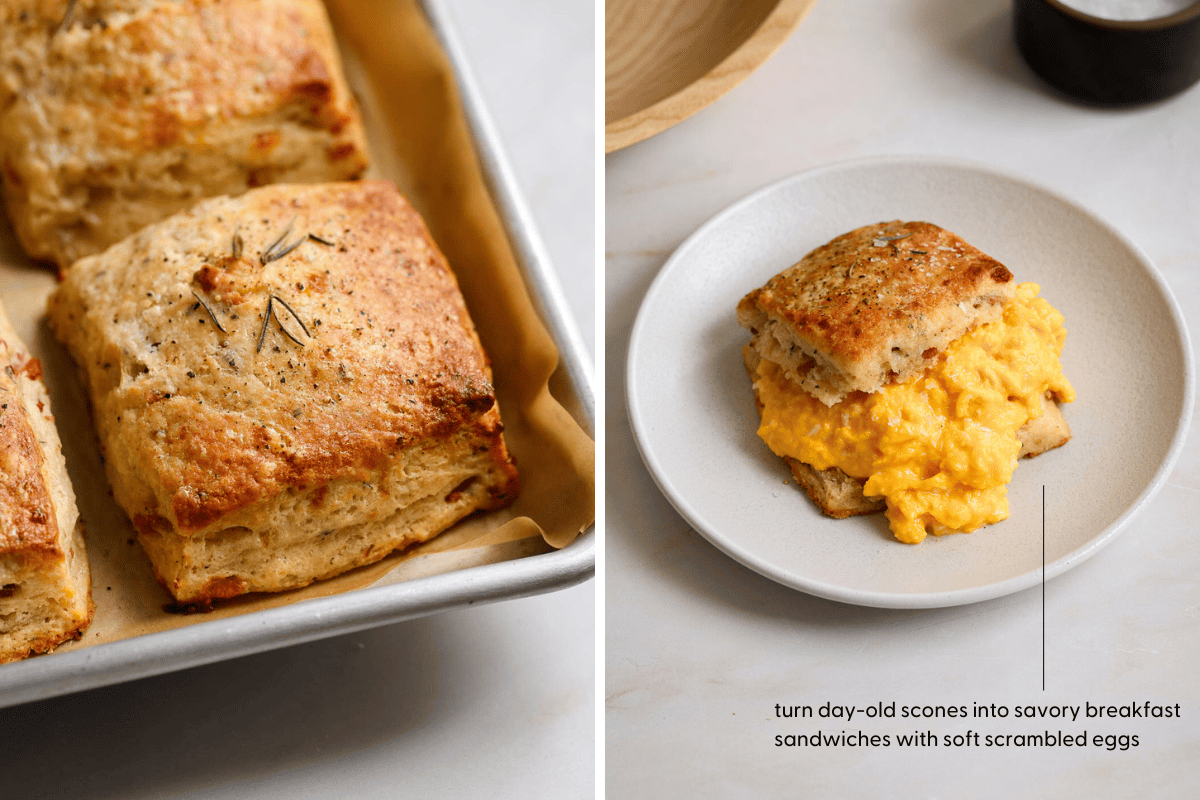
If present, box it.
[0,523,93,664]
[139,425,515,603]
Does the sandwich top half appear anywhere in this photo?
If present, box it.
[738,221,1074,544]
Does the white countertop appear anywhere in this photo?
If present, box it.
[0,1,595,798]
[606,0,1199,796]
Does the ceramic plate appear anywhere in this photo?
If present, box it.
[627,156,1192,608]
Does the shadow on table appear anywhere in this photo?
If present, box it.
[936,0,1054,101]
[928,0,1188,112]
[1,615,455,798]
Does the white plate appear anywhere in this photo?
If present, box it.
[627,156,1193,609]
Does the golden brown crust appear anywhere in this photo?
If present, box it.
[6,624,89,663]
[0,0,369,268]
[785,458,886,519]
[48,180,519,602]
[1016,398,1072,459]
[0,355,59,557]
[738,221,1016,404]
[0,305,92,663]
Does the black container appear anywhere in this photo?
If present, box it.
[1014,0,1200,104]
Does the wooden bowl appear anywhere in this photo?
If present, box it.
[605,0,819,153]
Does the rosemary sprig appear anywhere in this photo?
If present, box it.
[259,219,332,265]
[275,316,306,348]
[264,234,306,264]
[55,0,78,35]
[255,294,311,351]
[256,296,274,353]
[191,291,227,333]
[260,217,296,264]
[270,294,312,338]
[872,233,912,247]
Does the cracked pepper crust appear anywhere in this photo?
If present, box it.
[737,221,1016,405]
[0,0,368,268]
[47,181,518,603]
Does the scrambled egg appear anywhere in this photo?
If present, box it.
[754,283,1074,543]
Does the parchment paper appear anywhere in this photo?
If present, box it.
[0,0,594,649]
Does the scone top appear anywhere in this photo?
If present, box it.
[47,180,511,536]
[0,0,368,268]
[737,221,1016,405]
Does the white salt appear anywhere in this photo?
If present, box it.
[1057,0,1197,20]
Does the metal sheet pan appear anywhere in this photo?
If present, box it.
[0,0,594,710]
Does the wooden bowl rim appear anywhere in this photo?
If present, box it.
[605,0,819,153]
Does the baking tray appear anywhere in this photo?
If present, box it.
[0,0,594,709]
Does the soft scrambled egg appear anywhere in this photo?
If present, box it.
[754,283,1074,543]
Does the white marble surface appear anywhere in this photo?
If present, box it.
[0,1,595,798]
[606,0,1200,796]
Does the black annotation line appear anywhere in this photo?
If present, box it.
[1042,484,1046,692]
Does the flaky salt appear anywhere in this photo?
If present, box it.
[1057,0,1196,21]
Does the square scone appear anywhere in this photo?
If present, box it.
[0,302,92,662]
[0,0,369,270]
[48,180,519,604]
[737,220,1018,406]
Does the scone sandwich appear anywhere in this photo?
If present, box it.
[0,0,368,270]
[737,221,1075,544]
[47,180,518,604]
[0,302,92,662]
